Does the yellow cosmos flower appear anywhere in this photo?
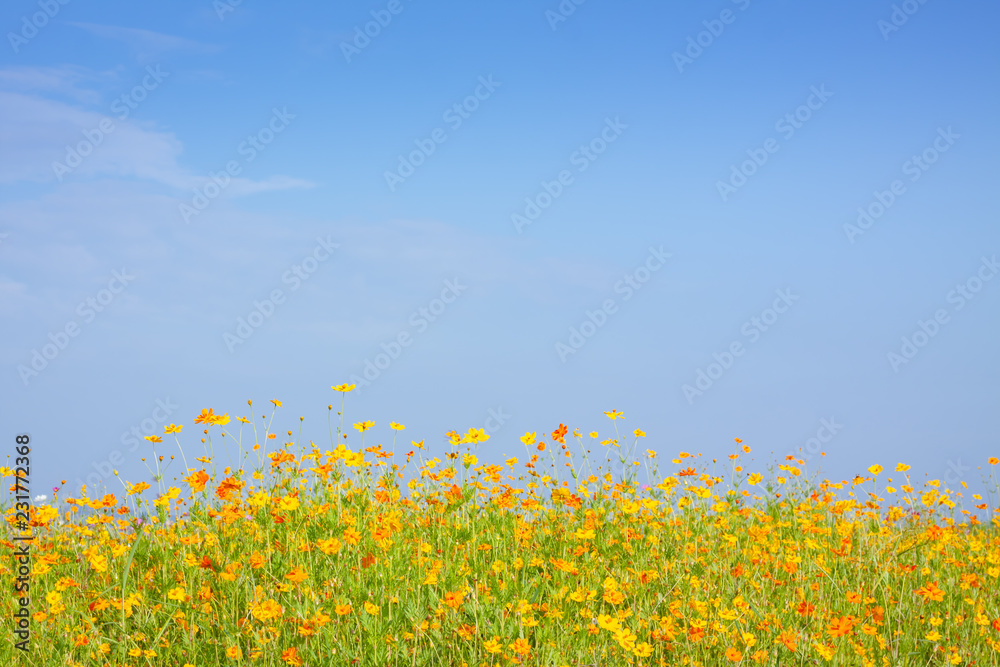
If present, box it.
[278,495,299,512]
[483,637,503,654]
[251,599,283,621]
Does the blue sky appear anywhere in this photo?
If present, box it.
[2,0,998,504]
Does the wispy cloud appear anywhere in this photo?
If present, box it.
[0,67,314,197]
[68,22,222,59]
[0,65,114,105]
[0,90,186,186]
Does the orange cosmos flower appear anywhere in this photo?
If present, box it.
[725,647,743,662]
[915,581,945,602]
[827,615,858,638]
[285,568,308,583]
[795,600,815,616]
[126,481,150,496]
[509,637,531,655]
[551,424,568,444]
[776,630,798,651]
[195,408,218,424]
[443,590,465,609]
[280,647,302,666]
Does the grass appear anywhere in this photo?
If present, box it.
[3,387,1000,666]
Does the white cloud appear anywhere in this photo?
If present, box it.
[0,65,111,105]
[0,67,315,197]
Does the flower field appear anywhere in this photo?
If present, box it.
[4,387,1000,666]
